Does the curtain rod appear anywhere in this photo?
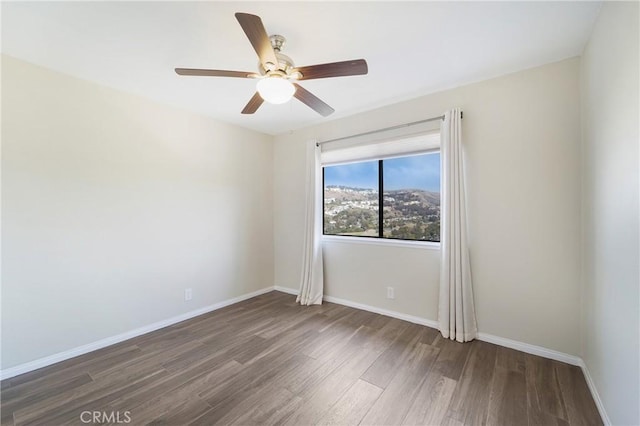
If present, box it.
[316,112,460,146]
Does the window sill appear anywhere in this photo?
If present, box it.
[322,235,441,250]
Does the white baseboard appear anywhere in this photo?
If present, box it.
[322,294,440,329]
[476,332,581,366]
[0,286,274,381]
[274,285,298,296]
[578,359,612,425]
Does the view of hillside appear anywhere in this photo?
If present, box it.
[324,185,440,241]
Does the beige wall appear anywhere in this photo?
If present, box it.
[1,56,274,369]
[274,58,582,355]
[580,2,640,424]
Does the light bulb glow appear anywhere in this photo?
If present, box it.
[256,78,295,104]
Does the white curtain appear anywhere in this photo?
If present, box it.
[297,140,324,305]
[438,108,478,342]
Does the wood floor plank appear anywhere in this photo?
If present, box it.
[165,359,244,400]
[315,302,351,318]
[133,326,193,350]
[361,343,440,425]
[282,347,383,425]
[528,409,571,426]
[15,366,168,426]
[446,340,498,425]
[308,324,377,364]
[281,379,356,426]
[0,415,13,426]
[1,291,602,426]
[124,382,212,425]
[316,379,383,426]
[431,334,473,380]
[288,322,396,399]
[226,388,300,426]
[301,322,359,360]
[402,375,457,426]
[362,310,395,330]
[525,353,570,422]
[107,357,243,415]
[201,353,317,425]
[359,317,411,355]
[556,362,603,425]
[160,342,224,373]
[495,345,526,373]
[2,344,140,392]
[198,336,317,402]
[440,415,466,426]
[229,335,271,364]
[255,308,325,340]
[196,341,318,423]
[90,340,202,380]
[284,347,352,397]
[147,396,211,425]
[10,361,162,422]
[0,373,93,425]
[242,324,324,366]
[242,392,304,426]
[360,323,426,388]
[487,365,528,425]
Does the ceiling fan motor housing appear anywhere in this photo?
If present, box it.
[259,35,296,76]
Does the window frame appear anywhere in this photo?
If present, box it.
[322,151,441,245]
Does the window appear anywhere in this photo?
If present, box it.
[323,151,440,242]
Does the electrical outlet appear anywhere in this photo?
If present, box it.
[184,288,192,301]
[387,287,395,299]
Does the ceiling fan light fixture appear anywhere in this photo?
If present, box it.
[257,77,295,104]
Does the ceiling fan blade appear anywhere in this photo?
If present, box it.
[241,92,264,114]
[235,13,278,71]
[175,68,256,78]
[293,83,334,117]
[293,59,368,80]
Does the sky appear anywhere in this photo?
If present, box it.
[323,152,440,192]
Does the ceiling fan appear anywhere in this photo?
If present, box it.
[175,13,368,117]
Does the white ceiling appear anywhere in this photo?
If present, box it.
[2,1,601,135]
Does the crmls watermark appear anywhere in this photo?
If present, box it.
[80,411,131,424]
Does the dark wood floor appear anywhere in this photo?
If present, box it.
[1,291,601,426]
